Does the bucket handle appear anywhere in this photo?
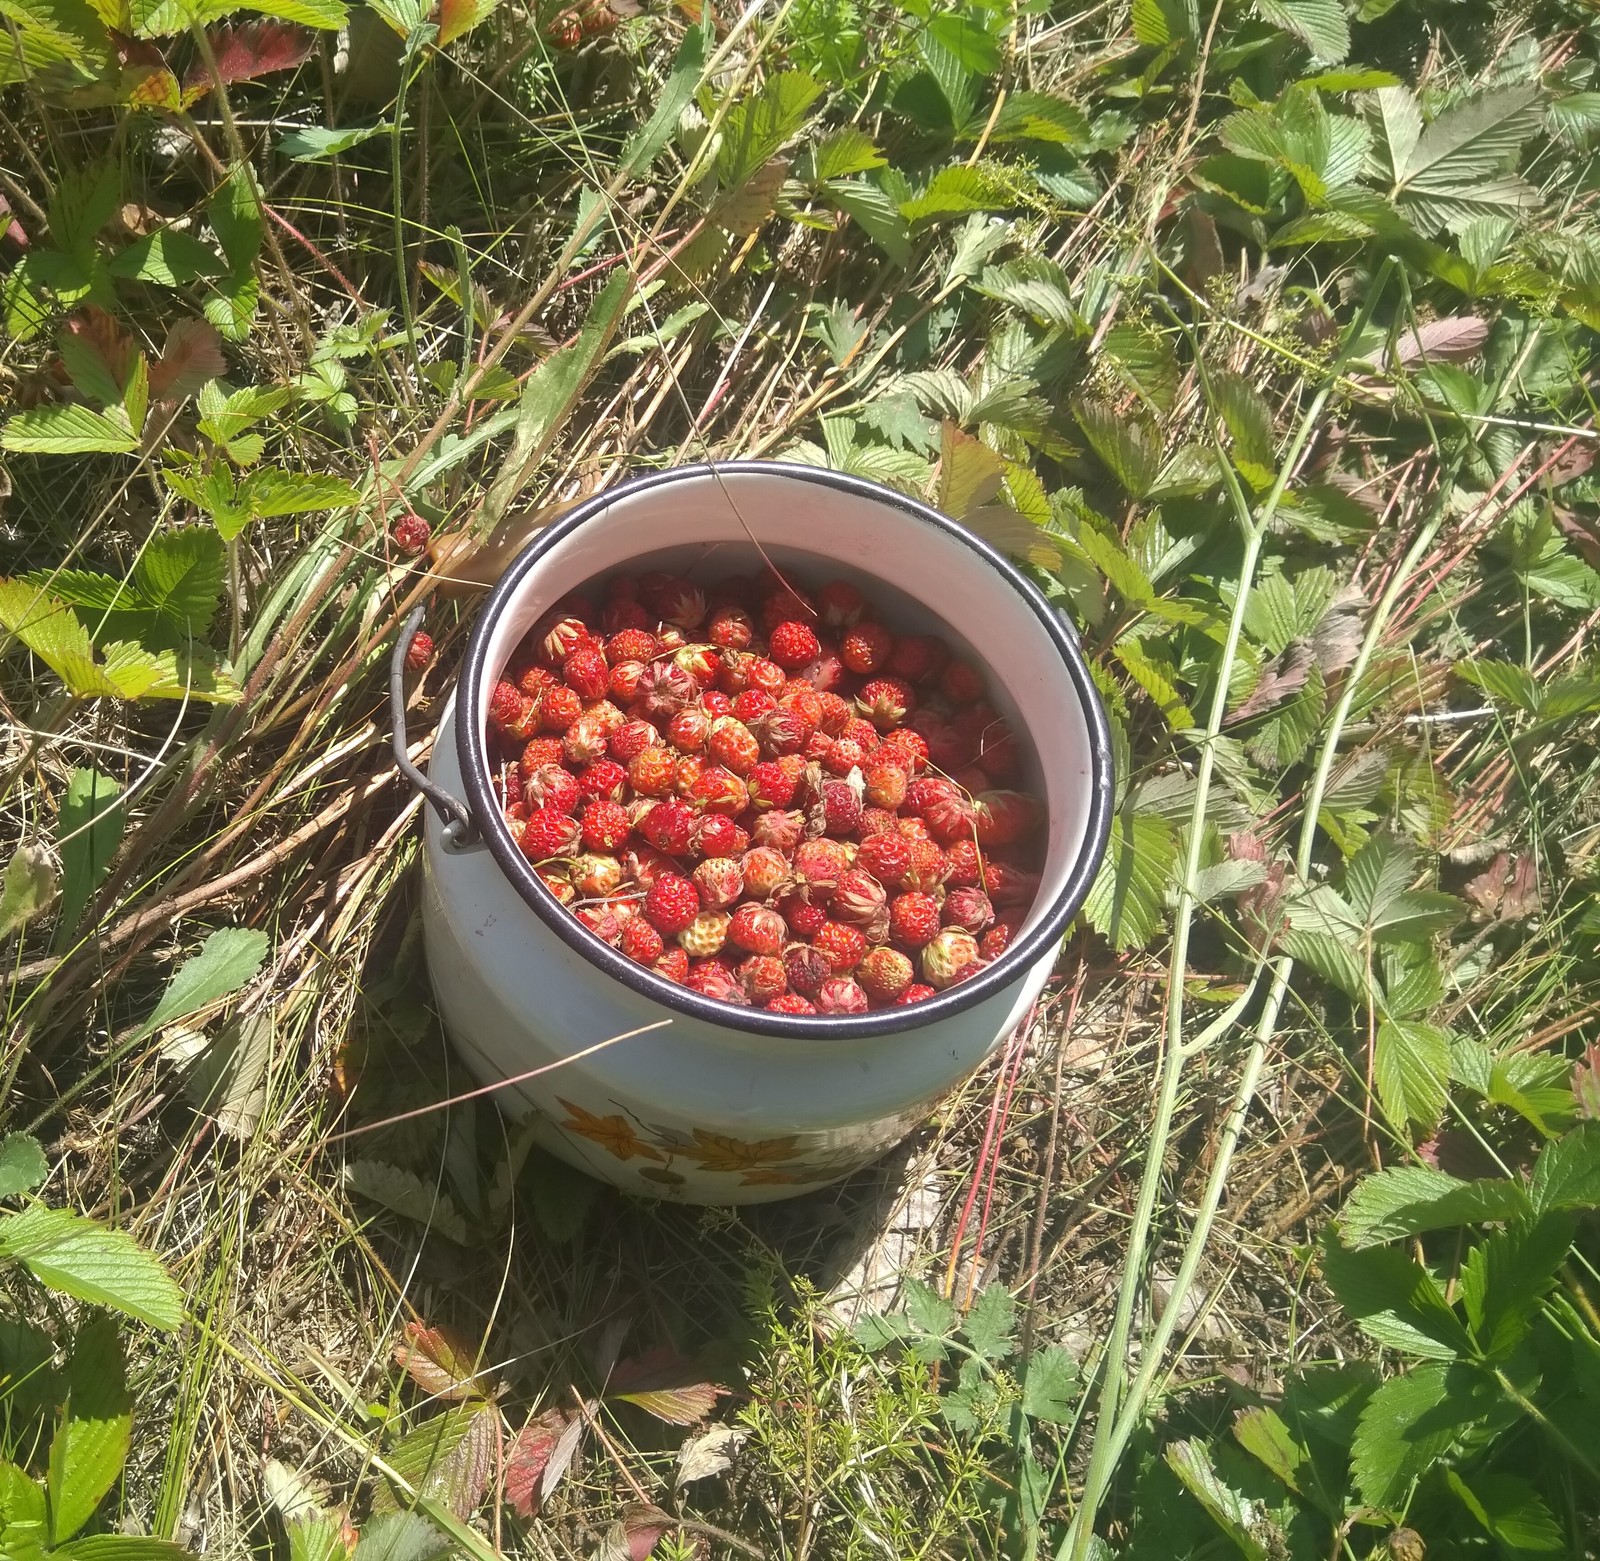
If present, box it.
[391,603,479,846]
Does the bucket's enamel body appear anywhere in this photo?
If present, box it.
[419,464,1112,1203]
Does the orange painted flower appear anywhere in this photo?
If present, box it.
[557,1098,664,1162]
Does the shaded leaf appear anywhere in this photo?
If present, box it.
[1530,1122,1600,1213]
[48,1315,130,1544]
[609,1348,728,1426]
[1020,1346,1079,1425]
[1351,1363,1494,1510]
[1339,1165,1530,1248]
[346,1162,470,1244]
[0,845,55,938]
[1321,1233,1472,1359]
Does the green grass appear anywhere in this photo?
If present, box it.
[6,0,1600,1556]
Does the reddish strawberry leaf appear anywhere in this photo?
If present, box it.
[150,318,226,402]
[621,1504,674,1560]
[1575,1043,1600,1123]
[0,194,26,249]
[435,0,499,46]
[503,1407,582,1517]
[439,1403,499,1519]
[187,20,315,89]
[393,1320,495,1402]
[61,308,135,400]
[609,1347,728,1426]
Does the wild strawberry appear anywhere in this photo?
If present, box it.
[973,719,1022,783]
[940,660,986,704]
[577,758,628,803]
[678,911,731,958]
[840,621,891,673]
[488,680,527,734]
[761,584,815,630]
[660,580,707,630]
[560,645,607,701]
[793,837,849,895]
[818,976,869,1014]
[693,856,745,909]
[858,806,898,838]
[516,664,556,700]
[741,955,788,1003]
[588,699,625,734]
[817,579,865,628]
[831,869,889,941]
[654,947,689,983]
[856,832,913,887]
[776,888,828,939]
[889,892,941,947]
[727,902,785,956]
[888,634,948,684]
[540,684,583,732]
[974,791,1042,847]
[707,606,754,649]
[521,808,581,861]
[744,656,788,698]
[898,817,932,841]
[757,705,814,757]
[690,767,748,816]
[902,838,950,892]
[700,689,733,719]
[393,511,431,556]
[767,993,817,1015]
[668,706,710,752]
[816,691,853,736]
[404,630,434,672]
[980,921,1016,960]
[628,747,677,798]
[741,846,791,898]
[624,845,676,886]
[537,614,591,666]
[943,838,985,888]
[656,626,687,653]
[671,755,709,798]
[576,904,622,943]
[537,868,575,905]
[545,6,582,46]
[608,660,647,701]
[562,714,610,766]
[823,738,866,776]
[525,763,581,815]
[686,959,749,1004]
[637,660,696,717]
[769,620,822,670]
[984,860,1040,907]
[857,947,914,1004]
[855,677,912,730]
[752,808,805,853]
[693,814,747,858]
[610,720,660,762]
[733,688,777,724]
[943,886,995,933]
[707,716,760,775]
[569,853,623,896]
[815,921,867,973]
[619,916,665,965]
[603,602,648,639]
[674,644,720,687]
[896,983,937,1005]
[604,628,654,664]
[498,765,526,810]
[924,789,975,846]
[784,943,830,998]
[880,727,930,772]
[922,928,980,988]
[581,799,631,852]
[643,873,699,934]
[639,799,695,855]
[862,754,909,809]
[811,775,863,837]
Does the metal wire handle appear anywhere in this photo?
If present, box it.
[391,603,478,847]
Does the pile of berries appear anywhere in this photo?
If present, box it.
[484,567,1045,1016]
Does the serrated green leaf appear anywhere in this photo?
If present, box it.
[1082,809,1178,951]
[1322,1233,1472,1359]
[53,768,122,948]
[1340,1166,1530,1249]
[275,122,390,160]
[1164,1439,1276,1561]
[1530,1123,1600,1213]
[57,330,125,408]
[1350,1362,1492,1510]
[824,179,911,265]
[1211,371,1275,486]
[1232,1405,1312,1495]
[0,1205,183,1328]
[714,71,821,191]
[1455,657,1540,712]
[138,926,268,1039]
[1375,1019,1452,1135]
[0,1136,48,1201]
[47,1316,130,1543]
[1101,321,1180,414]
[1074,399,1162,498]
[1,403,138,455]
[1448,1471,1564,1553]
[56,1539,196,1561]
[901,164,1017,224]
[1392,84,1542,234]
[1112,639,1193,729]
[1459,1214,1575,1358]
[1131,0,1188,45]
[802,128,884,181]
[936,423,1005,516]
[207,165,263,271]
[204,273,259,341]
[239,468,361,518]
[346,1162,470,1244]
[989,91,1091,146]
[107,228,226,286]
[618,16,706,179]
[972,257,1080,326]
[1279,885,1366,998]
[961,1286,1016,1360]
[1021,1346,1079,1424]
[48,162,119,261]
[1256,0,1349,62]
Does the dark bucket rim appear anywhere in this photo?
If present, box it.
[455,461,1114,1040]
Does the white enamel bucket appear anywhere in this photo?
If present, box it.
[396,463,1112,1204]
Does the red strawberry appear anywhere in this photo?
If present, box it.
[707,716,760,775]
[817,579,865,628]
[624,845,677,887]
[638,798,695,855]
[643,873,700,934]
[562,713,610,765]
[974,719,1022,783]
[741,846,791,898]
[776,888,828,938]
[940,661,986,704]
[733,688,778,724]
[577,758,628,803]
[815,920,867,973]
[603,597,649,634]
[674,644,720,687]
[888,634,948,684]
[822,738,866,776]
[519,737,565,776]
[581,799,631,852]
[922,928,980,988]
[539,614,592,666]
[840,621,891,673]
[769,620,822,670]
[923,789,975,846]
[817,976,869,1014]
[944,838,985,888]
[880,727,930,772]
[692,856,745,909]
[606,628,657,663]
[608,660,646,701]
[889,892,941,948]
[540,684,583,732]
[862,755,909,809]
[525,763,581,815]
[693,814,747,858]
[627,747,677,797]
[741,955,788,1003]
[815,691,854,736]
[744,657,787,698]
[516,664,556,700]
[974,791,1042,847]
[689,766,748,816]
[620,917,665,965]
[784,943,830,998]
[404,631,434,672]
[895,983,937,1005]
[576,905,622,943]
[728,902,785,956]
[707,606,754,649]
[902,838,951,892]
[767,993,817,1015]
[521,808,581,861]
[832,868,889,941]
[488,680,526,733]
[678,911,731,958]
[858,807,897,838]
[610,720,660,762]
[637,660,697,717]
[761,585,815,630]
[686,959,748,1003]
[393,512,432,555]
[984,860,1040,906]
[569,853,622,895]
[668,706,711,752]
[856,677,915,730]
[943,886,995,933]
[857,832,913,887]
[654,947,689,983]
[857,947,914,1004]
[700,690,734,719]
[757,705,814,757]
[563,646,609,700]
[980,921,1016,960]
[793,837,849,895]
[810,774,863,837]
[498,765,526,810]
